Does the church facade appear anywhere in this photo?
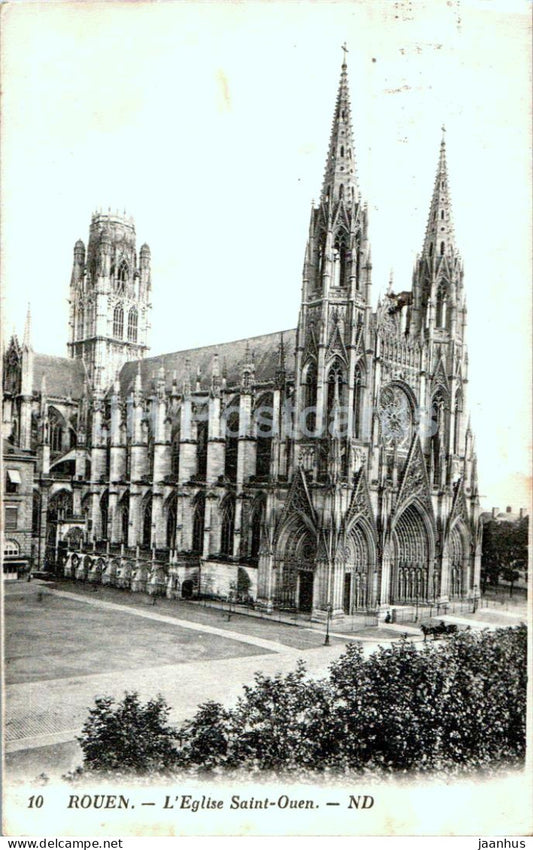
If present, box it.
[2,57,481,619]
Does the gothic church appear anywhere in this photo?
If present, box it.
[2,56,481,620]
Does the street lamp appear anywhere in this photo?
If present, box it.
[324,602,332,646]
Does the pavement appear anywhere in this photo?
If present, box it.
[3,579,526,781]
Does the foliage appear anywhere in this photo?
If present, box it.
[175,625,527,776]
[77,691,179,774]
[77,627,527,777]
[481,516,528,590]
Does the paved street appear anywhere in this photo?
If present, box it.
[4,579,526,781]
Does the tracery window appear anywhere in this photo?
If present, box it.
[303,360,318,436]
[128,309,138,342]
[142,497,152,547]
[327,360,346,433]
[49,409,64,455]
[192,493,205,554]
[116,260,128,294]
[220,496,235,557]
[113,305,124,339]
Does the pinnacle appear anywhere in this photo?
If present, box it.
[422,129,458,261]
[320,56,359,207]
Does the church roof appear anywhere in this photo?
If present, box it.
[119,329,296,395]
[33,354,86,398]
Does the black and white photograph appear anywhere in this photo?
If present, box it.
[1,0,531,841]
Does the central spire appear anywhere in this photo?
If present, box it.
[321,47,359,206]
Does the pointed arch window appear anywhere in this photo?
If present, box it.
[250,495,265,562]
[100,491,109,540]
[255,397,273,479]
[454,390,463,455]
[49,408,65,455]
[171,422,181,476]
[333,231,348,287]
[429,242,433,257]
[76,307,84,340]
[113,305,124,339]
[220,496,235,557]
[196,418,208,481]
[192,493,205,554]
[327,360,346,433]
[339,184,344,200]
[353,362,365,439]
[440,241,445,256]
[431,388,447,485]
[142,496,152,548]
[120,494,130,545]
[128,309,138,342]
[116,260,128,294]
[303,360,318,436]
[436,285,448,329]
[224,406,239,482]
[340,145,344,157]
[166,496,177,549]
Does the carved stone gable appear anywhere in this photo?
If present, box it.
[344,466,376,535]
[395,436,433,516]
[448,478,470,530]
[277,466,317,536]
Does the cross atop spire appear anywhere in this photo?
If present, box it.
[320,55,359,206]
[341,42,349,67]
[421,127,458,260]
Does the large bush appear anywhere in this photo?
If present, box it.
[77,692,179,774]
[77,626,527,777]
[175,625,527,776]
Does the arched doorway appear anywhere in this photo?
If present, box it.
[275,522,317,612]
[448,522,468,599]
[343,521,376,613]
[392,502,433,603]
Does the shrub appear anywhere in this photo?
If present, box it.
[77,626,527,777]
[77,691,179,774]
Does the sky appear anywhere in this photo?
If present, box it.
[1,0,531,511]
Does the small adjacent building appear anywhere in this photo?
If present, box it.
[3,438,36,579]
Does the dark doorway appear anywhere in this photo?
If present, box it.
[181,579,194,599]
[343,573,352,614]
[298,571,314,613]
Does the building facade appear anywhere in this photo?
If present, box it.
[2,57,481,618]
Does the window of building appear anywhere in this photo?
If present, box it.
[303,360,318,435]
[5,469,21,493]
[5,507,18,530]
[116,261,128,294]
[128,309,138,343]
[49,409,65,455]
[142,497,152,547]
[220,497,235,557]
[4,539,20,558]
[192,493,205,554]
[113,305,124,339]
[166,497,177,549]
[76,307,84,339]
[224,408,239,482]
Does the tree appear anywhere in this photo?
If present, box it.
[481,516,528,593]
[77,691,179,774]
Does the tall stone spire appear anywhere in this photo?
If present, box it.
[321,46,359,206]
[422,128,458,260]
